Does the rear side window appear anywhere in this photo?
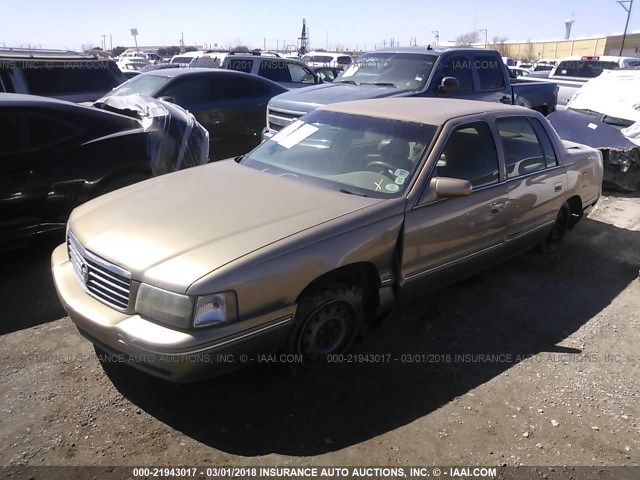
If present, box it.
[337,56,352,65]
[226,59,253,73]
[438,55,474,93]
[476,55,505,90]
[528,117,558,167]
[496,117,547,178]
[258,60,292,83]
[21,61,121,95]
[436,122,499,187]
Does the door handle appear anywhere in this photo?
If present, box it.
[554,183,562,192]
[490,201,504,214]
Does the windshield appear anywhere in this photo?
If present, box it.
[335,53,437,90]
[241,110,437,198]
[555,60,620,78]
[102,74,169,98]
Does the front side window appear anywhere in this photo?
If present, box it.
[437,55,474,93]
[288,63,315,83]
[161,77,221,104]
[496,117,547,178]
[435,122,499,187]
[241,110,437,198]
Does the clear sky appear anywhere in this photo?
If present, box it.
[1,0,638,51]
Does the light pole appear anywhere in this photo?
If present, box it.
[432,30,439,46]
[617,0,634,55]
[478,29,488,48]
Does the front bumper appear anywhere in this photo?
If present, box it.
[51,243,296,382]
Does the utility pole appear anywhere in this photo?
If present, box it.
[100,34,107,51]
[478,29,488,48]
[382,39,387,48]
[109,34,112,51]
[618,0,634,55]
[432,30,439,46]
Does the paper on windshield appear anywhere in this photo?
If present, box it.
[340,64,360,78]
[277,123,319,149]
[270,120,304,143]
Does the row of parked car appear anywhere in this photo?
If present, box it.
[0,45,560,252]
[1,44,610,381]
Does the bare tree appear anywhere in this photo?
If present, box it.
[455,31,480,46]
[490,36,510,56]
[231,45,250,53]
[81,43,95,52]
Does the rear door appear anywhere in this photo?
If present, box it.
[471,53,512,105]
[400,119,509,297]
[495,115,568,254]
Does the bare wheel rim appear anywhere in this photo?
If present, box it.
[550,207,568,242]
[299,300,355,360]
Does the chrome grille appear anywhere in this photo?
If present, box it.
[67,232,131,311]
[267,107,305,132]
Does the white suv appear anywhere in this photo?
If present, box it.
[301,51,353,68]
[222,53,320,89]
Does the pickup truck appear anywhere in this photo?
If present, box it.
[52,98,602,382]
[265,47,558,136]
[525,55,640,108]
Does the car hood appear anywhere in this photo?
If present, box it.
[270,82,408,112]
[69,160,381,293]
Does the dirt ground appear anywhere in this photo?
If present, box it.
[0,194,638,472]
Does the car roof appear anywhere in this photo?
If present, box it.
[139,68,260,78]
[319,98,531,125]
[557,56,637,62]
[0,92,83,107]
[370,46,487,56]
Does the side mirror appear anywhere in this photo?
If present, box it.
[437,76,460,94]
[433,177,473,197]
[420,176,473,204]
[158,96,175,104]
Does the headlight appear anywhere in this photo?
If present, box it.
[193,291,237,328]
[135,283,194,329]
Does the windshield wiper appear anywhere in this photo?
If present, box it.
[338,79,360,86]
[339,188,368,197]
[362,82,398,88]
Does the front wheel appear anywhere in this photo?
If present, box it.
[288,283,364,367]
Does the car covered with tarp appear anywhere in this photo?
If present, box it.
[547,70,640,191]
[0,93,208,250]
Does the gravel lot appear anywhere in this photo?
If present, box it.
[0,194,638,473]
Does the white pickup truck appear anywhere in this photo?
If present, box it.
[526,55,640,108]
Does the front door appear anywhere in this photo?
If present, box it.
[400,120,509,298]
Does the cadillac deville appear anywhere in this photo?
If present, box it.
[51,98,603,382]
